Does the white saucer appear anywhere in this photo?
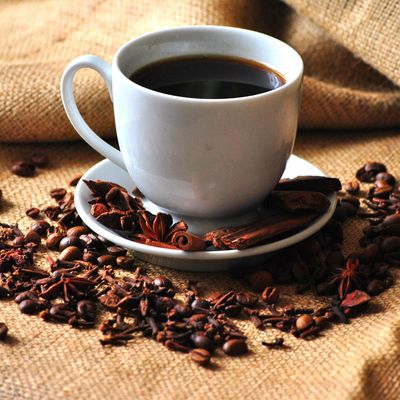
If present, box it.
[74,155,337,272]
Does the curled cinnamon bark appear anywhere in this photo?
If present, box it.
[204,212,318,250]
[171,232,207,251]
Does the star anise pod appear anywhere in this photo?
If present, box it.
[130,211,188,247]
[329,257,367,299]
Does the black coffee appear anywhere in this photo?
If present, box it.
[129,55,285,99]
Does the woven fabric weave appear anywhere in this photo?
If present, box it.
[1,129,400,399]
[0,0,400,142]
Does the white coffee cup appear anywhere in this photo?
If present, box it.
[61,26,303,219]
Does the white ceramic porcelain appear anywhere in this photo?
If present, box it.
[61,26,304,219]
[74,155,337,272]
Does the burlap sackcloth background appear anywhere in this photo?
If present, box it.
[1,0,400,142]
[2,0,400,399]
[2,131,400,400]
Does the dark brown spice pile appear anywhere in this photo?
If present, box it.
[1,159,400,366]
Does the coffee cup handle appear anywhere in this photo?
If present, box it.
[61,55,126,171]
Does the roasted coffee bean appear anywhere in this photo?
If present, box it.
[191,299,210,309]
[97,254,117,268]
[376,172,396,186]
[356,162,387,182]
[295,314,314,332]
[174,304,193,318]
[76,300,97,322]
[106,246,126,257]
[366,279,385,296]
[380,236,400,253]
[46,233,64,249]
[340,201,357,217]
[67,226,91,237]
[82,251,98,264]
[325,251,345,268]
[24,230,41,246]
[49,188,67,200]
[59,246,82,261]
[235,292,258,307]
[223,304,243,317]
[59,236,82,251]
[344,180,360,195]
[68,174,83,186]
[190,348,211,366]
[116,256,134,269]
[31,153,48,167]
[382,213,400,227]
[12,236,25,247]
[222,339,248,356]
[11,162,35,177]
[302,237,321,257]
[247,270,273,292]
[25,207,40,218]
[261,287,279,304]
[359,243,380,264]
[341,195,360,208]
[19,299,37,314]
[192,332,215,353]
[291,263,309,283]
[153,276,174,289]
[30,220,50,236]
[0,322,8,340]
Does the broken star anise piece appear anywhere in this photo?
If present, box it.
[329,257,367,299]
[130,211,188,247]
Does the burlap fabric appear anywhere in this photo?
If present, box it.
[2,129,400,400]
[1,0,400,142]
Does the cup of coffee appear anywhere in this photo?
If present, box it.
[61,26,303,219]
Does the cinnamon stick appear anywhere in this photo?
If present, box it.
[170,232,207,251]
[204,212,318,250]
[274,176,341,193]
[264,190,331,213]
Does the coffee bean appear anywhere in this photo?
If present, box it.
[76,300,97,322]
[25,207,40,218]
[380,236,400,253]
[67,226,91,237]
[97,254,117,268]
[223,304,243,317]
[116,256,134,269]
[30,153,48,167]
[106,246,126,257]
[261,287,279,304]
[59,236,82,251]
[68,174,83,186]
[11,162,35,177]
[344,180,360,195]
[235,292,258,307]
[24,230,41,246]
[366,279,385,296]
[19,299,37,314]
[153,276,174,289]
[49,188,67,200]
[295,315,314,332]
[59,246,82,261]
[0,322,8,340]
[191,299,210,309]
[222,339,248,356]
[30,220,50,236]
[247,270,273,292]
[190,348,211,366]
[192,332,215,353]
[376,172,395,186]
